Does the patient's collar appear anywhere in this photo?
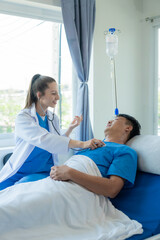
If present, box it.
[104,136,126,145]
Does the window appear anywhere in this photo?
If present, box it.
[158,28,160,135]
[0,12,73,137]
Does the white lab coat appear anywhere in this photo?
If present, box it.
[0,103,70,183]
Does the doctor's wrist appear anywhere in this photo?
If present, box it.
[68,139,83,149]
[68,125,74,131]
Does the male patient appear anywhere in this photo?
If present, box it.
[50,114,141,198]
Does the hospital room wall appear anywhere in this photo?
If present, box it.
[91,0,143,139]
[140,0,160,134]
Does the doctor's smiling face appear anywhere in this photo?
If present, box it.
[25,74,58,112]
[37,81,60,110]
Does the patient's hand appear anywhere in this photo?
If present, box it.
[50,165,71,181]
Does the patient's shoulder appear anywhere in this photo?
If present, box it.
[115,144,137,159]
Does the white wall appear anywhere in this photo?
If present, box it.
[92,0,143,139]
[143,0,160,17]
[92,0,160,138]
[141,0,160,134]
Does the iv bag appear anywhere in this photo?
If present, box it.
[105,28,118,59]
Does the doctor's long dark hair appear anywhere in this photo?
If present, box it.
[24,74,56,108]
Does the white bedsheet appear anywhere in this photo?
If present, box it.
[0,155,143,240]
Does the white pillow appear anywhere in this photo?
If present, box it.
[127,135,160,175]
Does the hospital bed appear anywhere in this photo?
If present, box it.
[0,135,160,240]
[116,135,160,240]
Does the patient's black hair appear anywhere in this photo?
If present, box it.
[117,114,141,141]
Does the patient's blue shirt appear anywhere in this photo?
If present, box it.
[76,141,137,188]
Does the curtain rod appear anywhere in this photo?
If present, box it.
[145,15,160,23]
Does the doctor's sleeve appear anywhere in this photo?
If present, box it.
[15,112,70,154]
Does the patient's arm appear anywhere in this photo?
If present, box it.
[50,166,124,198]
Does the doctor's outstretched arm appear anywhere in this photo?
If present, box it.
[68,138,105,150]
[15,112,104,154]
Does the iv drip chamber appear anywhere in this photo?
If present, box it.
[105,28,118,59]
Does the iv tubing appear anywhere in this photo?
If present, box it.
[111,58,119,115]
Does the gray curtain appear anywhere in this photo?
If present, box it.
[61,0,95,141]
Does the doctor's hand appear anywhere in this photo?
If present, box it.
[69,115,83,130]
[82,138,105,150]
[50,165,71,181]
[65,115,83,137]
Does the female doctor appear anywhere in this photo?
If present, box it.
[0,74,104,190]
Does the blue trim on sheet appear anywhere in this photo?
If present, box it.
[110,171,160,240]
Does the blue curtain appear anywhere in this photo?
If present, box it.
[61,0,95,141]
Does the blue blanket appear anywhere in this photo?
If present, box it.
[110,171,160,239]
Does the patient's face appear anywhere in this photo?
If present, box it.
[104,117,129,136]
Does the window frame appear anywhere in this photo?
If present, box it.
[153,23,160,135]
[0,0,62,23]
[0,0,75,148]
[154,25,159,135]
